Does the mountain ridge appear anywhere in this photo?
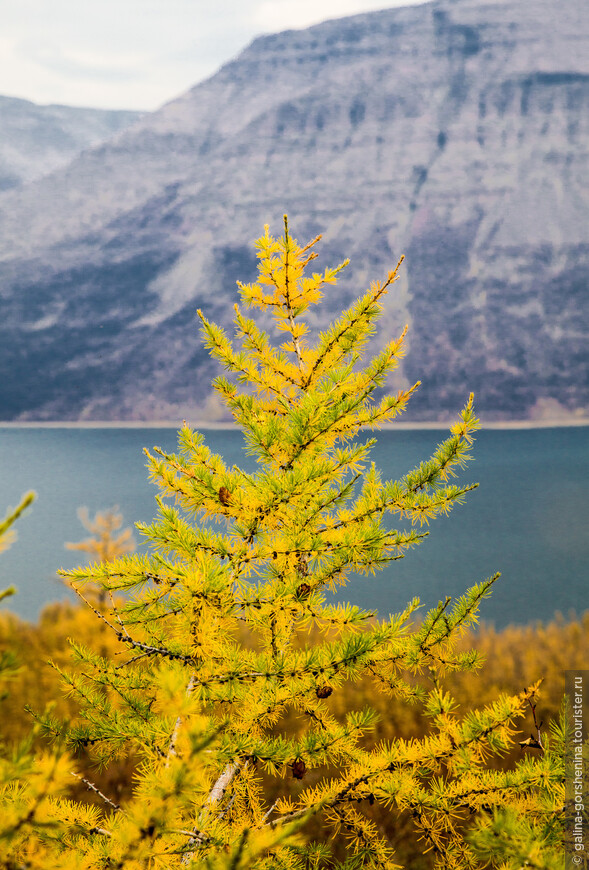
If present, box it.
[0,95,141,192]
[1,0,587,422]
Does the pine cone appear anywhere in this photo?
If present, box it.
[295,582,311,599]
[316,685,333,699]
[218,486,231,505]
[291,759,306,780]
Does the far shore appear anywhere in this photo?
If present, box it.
[1,418,588,430]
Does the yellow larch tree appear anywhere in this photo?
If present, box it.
[0,219,565,869]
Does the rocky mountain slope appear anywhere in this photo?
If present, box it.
[0,0,587,422]
[0,96,141,191]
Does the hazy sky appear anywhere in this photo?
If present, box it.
[1,0,427,112]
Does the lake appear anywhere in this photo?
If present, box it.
[0,425,587,628]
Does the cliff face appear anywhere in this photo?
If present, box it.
[1,0,587,422]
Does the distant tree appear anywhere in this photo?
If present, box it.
[66,506,135,564]
[0,220,565,868]
[65,506,135,607]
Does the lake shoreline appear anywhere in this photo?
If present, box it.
[1,419,589,430]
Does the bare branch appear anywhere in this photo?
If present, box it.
[70,772,121,812]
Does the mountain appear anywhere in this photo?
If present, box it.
[0,0,587,423]
[0,96,141,191]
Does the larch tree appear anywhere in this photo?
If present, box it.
[64,506,135,607]
[66,506,135,565]
[0,219,564,869]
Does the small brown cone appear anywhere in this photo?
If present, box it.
[291,759,306,780]
[296,583,311,599]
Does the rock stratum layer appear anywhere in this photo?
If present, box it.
[1,0,587,422]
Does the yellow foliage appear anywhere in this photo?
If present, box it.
[65,506,135,563]
[0,220,575,869]
[0,491,34,556]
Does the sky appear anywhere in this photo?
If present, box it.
[1,0,427,112]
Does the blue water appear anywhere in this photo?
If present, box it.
[0,426,587,627]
